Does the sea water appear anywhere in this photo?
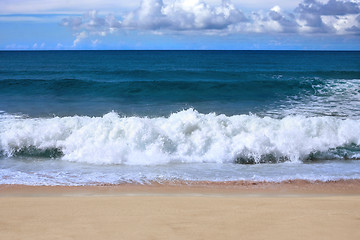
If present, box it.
[1,50,360,185]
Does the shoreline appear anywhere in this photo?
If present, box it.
[2,179,360,196]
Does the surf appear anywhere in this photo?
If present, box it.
[1,109,359,165]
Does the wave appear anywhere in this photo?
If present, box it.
[1,109,360,165]
[267,79,360,118]
[1,68,359,80]
[0,78,314,106]
[0,77,355,102]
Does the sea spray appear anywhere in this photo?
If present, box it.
[1,109,360,165]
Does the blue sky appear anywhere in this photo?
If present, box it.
[1,0,360,50]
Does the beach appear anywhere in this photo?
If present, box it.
[1,181,360,240]
[0,2,360,236]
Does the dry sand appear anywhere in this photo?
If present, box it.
[1,181,360,240]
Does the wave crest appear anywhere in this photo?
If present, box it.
[1,109,360,164]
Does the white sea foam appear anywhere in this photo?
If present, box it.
[1,160,360,185]
[1,109,360,165]
[269,79,360,118]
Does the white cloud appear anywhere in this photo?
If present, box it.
[0,0,139,14]
[296,0,360,33]
[271,6,282,13]
[0,0,302,15]
[122,0,247,31]
[60,0,360,45]
[91,39,101,46]
[73,31,87,47]
[56,43,63,49]
[61,10,122,47]
[32,42,46,49]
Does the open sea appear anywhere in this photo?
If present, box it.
[1,50,360,185]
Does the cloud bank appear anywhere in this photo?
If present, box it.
[61,0,360,46]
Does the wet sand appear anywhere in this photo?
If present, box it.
[1,180,360,240]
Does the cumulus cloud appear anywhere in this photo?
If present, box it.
[296,0,360,33]
[269,7,299,32]
[72,31,87,47]
[122,0,247,31]
[61,10,121,46]
[297,0,360,16]
[61,10,121,33]
[61,0,360,46]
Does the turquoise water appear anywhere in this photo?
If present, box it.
[1,50,359,117]
[1,50,360,185]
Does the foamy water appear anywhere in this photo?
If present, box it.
[1,109,360,165]
[1,158,360,185]
[1,109,360,185]
[270,79,360,118]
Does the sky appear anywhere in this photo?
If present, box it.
[1,0,360,50]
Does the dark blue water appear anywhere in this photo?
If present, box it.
[1,50,359,117]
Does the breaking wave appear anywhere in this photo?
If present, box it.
[1,109,360,165]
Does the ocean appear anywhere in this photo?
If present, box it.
[1,50,360,185]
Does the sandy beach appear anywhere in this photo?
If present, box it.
[1,180,360,240]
